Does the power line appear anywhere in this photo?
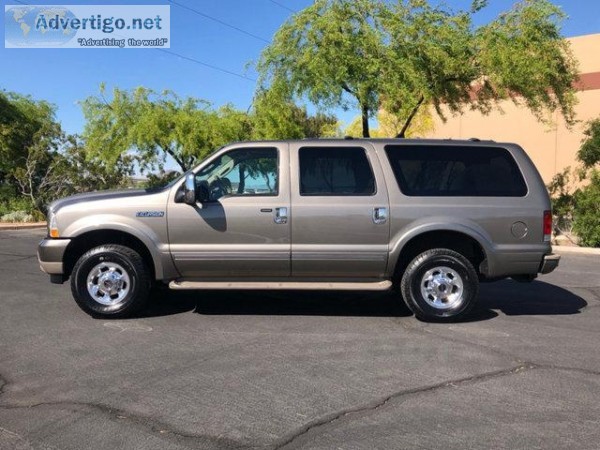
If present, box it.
[268,0,296,13]
[168,0,270,44]
[156,48,256,82]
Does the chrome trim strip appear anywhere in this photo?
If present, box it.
[172,252,289,261]
[293,252,386,261]
[170,280,393,291]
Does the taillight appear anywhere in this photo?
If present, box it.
[543,210,552,242]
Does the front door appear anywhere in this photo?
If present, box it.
[168,144,290,278]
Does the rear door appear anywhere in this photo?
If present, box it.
[290,142,390,278]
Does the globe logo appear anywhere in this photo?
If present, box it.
[5,6,77,47]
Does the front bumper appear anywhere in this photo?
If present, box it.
[539,253,560,274]
[37,238,71,276]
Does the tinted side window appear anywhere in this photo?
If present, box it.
[384,145,527,197]
[299,147,376,196]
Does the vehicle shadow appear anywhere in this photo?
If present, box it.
[143,280,587,321]
[145,289,412,318]
[478,279,588,316]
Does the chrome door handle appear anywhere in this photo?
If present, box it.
[274,207,288,224]
[372,207,388,224]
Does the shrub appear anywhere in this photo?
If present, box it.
[0,196,35,218]
[573,170,600,247]
[547,167,578,234]
[0,210,35,223]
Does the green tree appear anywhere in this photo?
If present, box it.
[1,90,130,215]
[81,86,225,173]
[251,82,339,140]
[573,170,600,247]
[548,117,600,247]
[578,119,600,168]
[571,119,600,247]
[0,91,62,195]
[82,85,339,175]
[257,0,386,138]
[345,107,434,138]
[257,0,579,138]
[12,134,132,213]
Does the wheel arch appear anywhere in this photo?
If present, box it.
[63,229,159,280]
[389,223,491,280]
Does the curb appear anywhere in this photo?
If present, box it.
[0,222,46,230]
[553,246,600,255]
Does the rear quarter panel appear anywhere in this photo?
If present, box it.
[373,141,552,278]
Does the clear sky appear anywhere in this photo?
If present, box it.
[2,0,600,137]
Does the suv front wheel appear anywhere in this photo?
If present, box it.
[400,248,479,322]
[70,244,151,318]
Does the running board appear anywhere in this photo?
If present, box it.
[169,280,392,291]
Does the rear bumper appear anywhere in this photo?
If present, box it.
[37,238,71,275]
[539,253,560,274]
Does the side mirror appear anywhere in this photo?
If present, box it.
[197,180,210,203]
[182,173,196,205]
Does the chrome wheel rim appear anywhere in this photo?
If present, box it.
[86,262,131,306]
[420,266,464,310]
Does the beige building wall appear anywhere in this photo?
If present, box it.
[427,33,600,183]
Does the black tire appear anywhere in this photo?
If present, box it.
[70,244,151,318]
[400,248,479,322]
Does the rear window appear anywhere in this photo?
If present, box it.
[384,145,528,197]
[299,147,376,196]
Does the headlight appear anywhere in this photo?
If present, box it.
[48,210,59,238]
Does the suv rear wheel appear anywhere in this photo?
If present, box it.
[70,244,151,318]
[400,248,479,322]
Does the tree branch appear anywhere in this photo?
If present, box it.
[156,141,188,172]
[341,82,356,96]
[397,95,425,138]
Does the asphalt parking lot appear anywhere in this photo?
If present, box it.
[1,228,599,450]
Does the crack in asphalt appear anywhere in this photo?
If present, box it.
[0,396,250,450]
[271,362,536,450]
[412,321,523,363]
[535,364,600,377]
[271,361,600,450]
[0,251,33,258]
[391,313,535,368]
[0,256,36,265]
[0,374,7,397]
[2,361,600,450]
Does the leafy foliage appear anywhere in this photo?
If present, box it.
[345,107,434,138]
[0,90,130,217]
[258,0,579,137]
[82,85,339,174]
[252,82,339,140]
[0,90,62,199]
[258,0,386,137]
[12,134,132,214]
[0,196,35,218]
[144,170,181,189]
[0,210,34,223]
[546,166,580,234]
[573,170,600,247]
[81,86,222,173]
[548,118,600,247]
[578,119,600,168]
